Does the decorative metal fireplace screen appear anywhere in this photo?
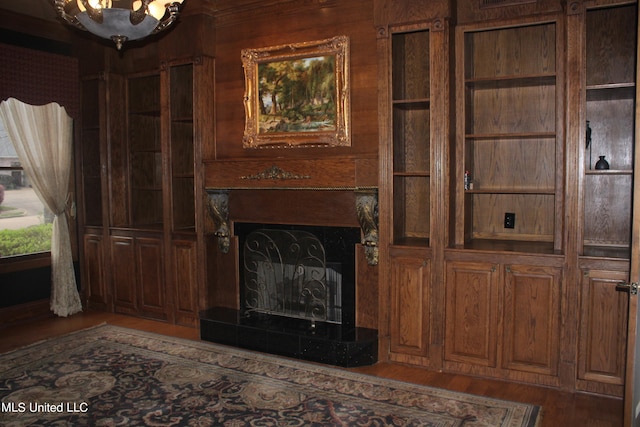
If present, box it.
[243,229,342,324]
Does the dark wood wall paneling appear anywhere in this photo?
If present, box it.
[212,0,378,160]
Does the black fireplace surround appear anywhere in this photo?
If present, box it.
[200,223,378,367]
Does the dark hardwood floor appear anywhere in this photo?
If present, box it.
[0,310,623,426]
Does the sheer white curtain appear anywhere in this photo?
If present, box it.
[0,98,82,317]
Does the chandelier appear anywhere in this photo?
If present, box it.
[53,0,185,50]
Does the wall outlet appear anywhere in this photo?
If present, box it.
[504,212,515,229]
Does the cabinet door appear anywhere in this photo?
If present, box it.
[445,261,499,367]
[136,237,166,320]
[503,264,561,376]
[110,236,137,313]
[578,269,628,391]
[390,256,431,359]
[83,233,106,309]
[171,239,198,326]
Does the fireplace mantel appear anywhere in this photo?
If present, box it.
[206,186,378,265]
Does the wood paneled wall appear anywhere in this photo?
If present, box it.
[211,0,378,160]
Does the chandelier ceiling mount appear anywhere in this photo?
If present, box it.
[53,0,185,50]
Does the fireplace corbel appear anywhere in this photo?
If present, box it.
[205,189,230,253]
[355,189,378,266]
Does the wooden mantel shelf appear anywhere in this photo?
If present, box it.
[204,157,378,190]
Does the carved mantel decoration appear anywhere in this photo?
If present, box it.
[206,190,230,253]
[241,165,311,181]
[355,189,378,266]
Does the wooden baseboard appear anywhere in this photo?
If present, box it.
[0,299,52,328]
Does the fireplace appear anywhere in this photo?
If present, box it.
[200,219,378,367]
[238,223,358,326]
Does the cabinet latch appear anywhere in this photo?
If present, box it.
[616,282,639,295]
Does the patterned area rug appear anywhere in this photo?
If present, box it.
[0,325,541,426]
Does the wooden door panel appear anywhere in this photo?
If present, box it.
[172,240,198,326]
[136,237,166,319]
[390,257,431,357]
[445,261,499,367]
[579,269,628,385]
[83,234,106,309]
[503,264,561,376]
[110,236,136,313]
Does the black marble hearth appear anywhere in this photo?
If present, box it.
[200,307,378,367]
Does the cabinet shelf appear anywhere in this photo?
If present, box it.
[585,169,632,175]
[465,132,556,140]
[391,237,430,248]
[129,110,160,116]
[465,73,555,88]
[456,239,558,255]
[132,186,162,191]
[131,148,161,153]
[393,171,430,177]
[587,82,635,91]
[465,188,555,194]
[393,99,430,106]
[171,117,194,123]
[581,245,631,260]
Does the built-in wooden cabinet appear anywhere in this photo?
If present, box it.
[110,233,166,321]
[389,250,431,364]
[581,3,636,259]
[79,76,106,309]
[377,12,450,368]
[454,15,563,253]
[570,1,638,397]
[78,72,125,310]
[444,258,562,385]
[376,0,639,396]
[79,56,213,326]
[578,264,629,396]
[384,23,437,366]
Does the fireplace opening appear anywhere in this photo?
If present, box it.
[236,222,359,331]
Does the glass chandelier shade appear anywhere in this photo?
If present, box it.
[53,0,185,50]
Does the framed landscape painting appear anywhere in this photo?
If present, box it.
[242,35,350,148]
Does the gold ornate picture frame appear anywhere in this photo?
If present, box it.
[242,35,350,148]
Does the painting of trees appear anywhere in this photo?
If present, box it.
[242,35,349,148]
[258,55,336,133]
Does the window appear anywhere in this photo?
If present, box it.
[0,120,52,258]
